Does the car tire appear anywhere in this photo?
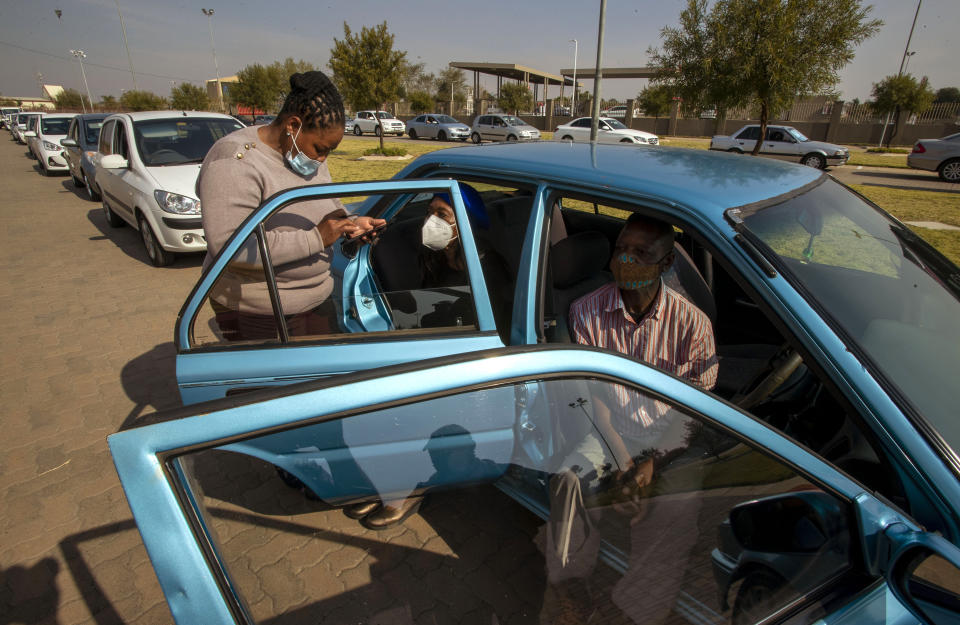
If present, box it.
[561,135,574,143]
[732,570,789,625]
[620,138,633,143]
[801,153,826,169]
[472,133,481,144]
[460,137,468,142]
[39,160,49,176]
[353,125,362,136]
[102,199,123,228]
[72,172,83,187]
[83,171,101,201]
[374,125,382,137]
[938,158,960,182]
[409,128,417,140]
[506,134,518,142]
[438,130,447,142]
[275,467,321,501]
[137,213,175,267]
[727,148,744,154]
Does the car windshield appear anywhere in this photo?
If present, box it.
[740,178,960,461]
[605,119,628,129]
[786,127,809,142]
[84,121,103,145]
[502,115,523,126]
[375,112,393,119]
[41,118,71,135]
[17,114,28,124]
[436,115,458,124]
[133,118,243,166]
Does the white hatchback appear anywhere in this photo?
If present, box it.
[95,111,244,266]
[554,117,659,145]
[25,113,76,174]
[352,110,405,136]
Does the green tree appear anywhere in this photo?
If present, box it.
[399,60,434,99]
[170,82,210,111]
[872,74,935,146]
[55,88,85,110]
[98,95,118,111]
[232,58,316,114]
[120,89,166,111]
[435,67,468,112]
[934,87,960,103]
[638,84,673,119]
[408,90,434,114]
[649,0,881,155]
[329,21,406,151]
[498,82,532,115]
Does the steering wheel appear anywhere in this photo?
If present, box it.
[734,343,804,411]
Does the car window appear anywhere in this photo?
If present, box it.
[41,118,71,135]
[99,120,115,155]
[545,192,910,516]
[167,375,859,625]
[572,118,591,128]
[736,127,761,141]
[766,129,785,142]
[84,120,103,146]
[132,117,242,166]
[114,122,130,160]
[414,116,423,123]
[68,119,78,142]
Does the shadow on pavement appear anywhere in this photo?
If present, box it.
[118,342,182,432]
[84,209,205,269]
[0,558,62,625]
[846,170,959,194]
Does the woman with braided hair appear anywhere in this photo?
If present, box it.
[198,70,384,340]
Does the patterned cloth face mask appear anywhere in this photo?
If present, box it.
[285,127,321,177]
[611,252,664,290]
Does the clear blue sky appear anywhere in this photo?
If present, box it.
[1,0,956,103]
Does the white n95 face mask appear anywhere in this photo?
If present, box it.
[421,215,457,251]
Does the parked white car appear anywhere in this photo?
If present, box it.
[470,114,541,143]
[710,124,849,169]
[95,111,244,266]
[554,117,659,145]
[24,113,76,175]
[600,105,639,119]
[351,110,405,136]
[11,112,34,144]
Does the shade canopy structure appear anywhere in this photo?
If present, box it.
[449,62,578,105]
[559,67,657,80]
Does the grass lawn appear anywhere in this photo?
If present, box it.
[847,152,909,169]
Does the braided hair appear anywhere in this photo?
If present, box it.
[278,71,345,130]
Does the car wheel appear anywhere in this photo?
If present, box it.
[409,128,417,140]
[732,570,789,625]
[561,135,574,143]
[374,125,382,137]
[39,160,49,176]
[727,148,744,154]
[353,125,362,136]
[71,172,83,187]
[83,171,101,201]
[800,153,826,169]
[938,158,960,182]
[102,199,123,228]
[506,134,518,142]
[438,130,447,142]
[472,133,481,144]
[275,467,321,501]
[137,213,174,267]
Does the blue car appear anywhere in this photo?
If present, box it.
[111,143,960,625]
[61,113,109,201]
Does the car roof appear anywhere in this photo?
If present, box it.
[110,111,239,122]
[404,142,822,217]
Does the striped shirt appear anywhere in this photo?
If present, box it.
[570,281,718,438]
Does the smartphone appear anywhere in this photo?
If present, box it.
[349,222,389,240]
[341,221,389,259]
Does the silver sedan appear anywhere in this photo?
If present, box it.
[406,114,471,141]
[908,132,960,182]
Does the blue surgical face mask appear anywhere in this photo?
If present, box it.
[285,127,321,177]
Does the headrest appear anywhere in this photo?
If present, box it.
[552,231,611,289]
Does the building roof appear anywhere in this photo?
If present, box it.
[558,67,656,80]
[449,62,572,87]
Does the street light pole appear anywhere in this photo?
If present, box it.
[202,8,223,111]
[569,39,578,116]
[589,0,607,142]
[879,0,922,147]
[70,50,94,113]
[114,0,137,91]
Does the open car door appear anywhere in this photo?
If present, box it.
[175,179,502,405]
[111,347,960,625]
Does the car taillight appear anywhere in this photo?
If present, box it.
[912,142,926,154]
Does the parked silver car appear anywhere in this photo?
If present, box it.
[908,132,960,182]
[710,124,849,169]
[470,114,540,143]
[407,114,470,141]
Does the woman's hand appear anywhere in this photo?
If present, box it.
[317,214,387,248]
[351,216,387,243]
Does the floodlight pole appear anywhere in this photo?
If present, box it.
[114,0,137,90]
[589,0,607,142]
[70,50,94,113]
[569,39,578,115]
[202,8,223,111]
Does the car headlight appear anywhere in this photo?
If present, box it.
[833,149,846,156]
[633,137,648,144]
[42,140,61,151]
[155,190,201,215]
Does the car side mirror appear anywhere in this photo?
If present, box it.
[884,525,960,625]
[101,154,129,169]
[24,131,36,138]
[60,138,78,148]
